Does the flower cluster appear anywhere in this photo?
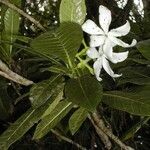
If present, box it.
[82,5,137,81]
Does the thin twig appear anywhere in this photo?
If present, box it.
[51,129,87,150]
[0,0,46,31]
[0,60,33,86]
[90,111,134,150]
[89,116,112,150]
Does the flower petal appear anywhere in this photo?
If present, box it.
[90,35,106,47]
[110,51,129,63]
[93,58,102,81]
[82,19,104,35]
[102,38,116,60]
[109,36,137,48]
[99,5,112,33]
[109,21,131,37]
[102,57,122,78]
[87,48,99,59]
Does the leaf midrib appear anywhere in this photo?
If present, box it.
[71,108,87,133]
[54,31,73,67]
[35,102,72,138]
[4,109,35,144]
[78,78,92,108]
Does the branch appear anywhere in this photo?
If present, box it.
[0,60,33,86]
[51,129,87,150]
[0,0,46,32]
[90,111,134,150]
[89,116,112,150]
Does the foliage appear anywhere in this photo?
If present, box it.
[0,0,150,149]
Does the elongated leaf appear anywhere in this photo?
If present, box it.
[0,105,48,150]
[3,2,20,58]
[31,22,83,65]
[121,117,150,141]
[0,84,65,150]
[41,64,71,76]
[103,86,150,116]
[0,0,20,59]
[29,75,63,108]
[128,58,150,65]
[4,34,31,43]
[65,75,103,112]
[42,86,64,118]
[33,101,73,139]
[60,0,86,25]
[69,107,88,135]
[137,39,150,60]
[117,67,150,85]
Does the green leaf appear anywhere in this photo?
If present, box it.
[41,86,64,118]
[0,86,64,150]
[69,107,88,135]
[31,22,83,66]
[121,117,150,141]
[0,104,49,150]
[8,35,31,43]
[137,39,150,60]
[2,4,20,59]
[117,67,150,85]
[33,100,73,139]
[128,58,150,65]
[60,0,86,25]
[103,86,150,116]
[65,75,103,112]
[41,64,71,76]
[29,75,63,108]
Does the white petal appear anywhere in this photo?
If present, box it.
[90,35,106,47]
[86,48,99,59]
[82,19,104,35]
[102,57,122,78]
[93,58,102,81]
[99,5,112,33]
[98,46,103,55]
[109,21,130,37]
[110,51,129,63]
[102,38,116,60]
[109,36,137,48]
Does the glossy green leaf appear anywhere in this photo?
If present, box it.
[31,22,83,66]
[41,64,71,76]
[117,67,150,85]
[69,107,88,135]
[29,75,63,108]
[3,4,20,58]
[33,100,73,139]
[41,86,64,118]
[0,85,65,150]
[137,39,150,60]
[60,0,86,25]
[103,86,150,116]
[0,105,49,150]
[65,75,103,112]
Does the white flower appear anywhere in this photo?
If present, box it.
[82,5,137,63]
[87,47,128,81]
